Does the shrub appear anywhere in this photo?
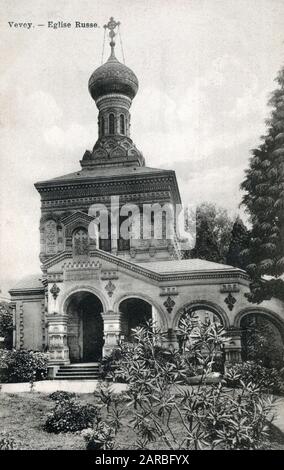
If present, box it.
[94,317,276,450]
[0,302,13,350]
[48,391,76,402]
[44,398,99,433]
[0,432,17,450]
[0,349,48,383]
[241,315,284,370]
[101,347,126,382]
[82,422,115,450]
[224,361,283,395]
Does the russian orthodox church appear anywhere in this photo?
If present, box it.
[9,18,284,377]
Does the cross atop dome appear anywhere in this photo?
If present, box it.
[103,17,120,57]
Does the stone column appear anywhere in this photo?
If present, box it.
[46,314,70,375]
[224,327,242,366]
[102,310,122,356]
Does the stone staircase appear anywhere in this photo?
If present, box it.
[55,363,101,380]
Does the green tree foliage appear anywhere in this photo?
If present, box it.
[0,302,13,349]
[226,216,250,270]
[184,203,233,263]
[191,218,222,263]
[241,66,284,302]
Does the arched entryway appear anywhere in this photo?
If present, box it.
[66,292,104,363]
[240,311,284,369]
[119,297,153,342]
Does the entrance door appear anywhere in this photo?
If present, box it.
[67,292,104,363]
[83,308,104,361]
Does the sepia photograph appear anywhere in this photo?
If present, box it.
[0,0,284,459]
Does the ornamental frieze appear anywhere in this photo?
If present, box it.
[37,176,180,204]
[40,191,173,210]
[64,259,101,281]
[64,269,100,281]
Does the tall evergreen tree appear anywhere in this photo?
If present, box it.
[241,66,284,302]
[226,216,250,270]
[191,218,221,263]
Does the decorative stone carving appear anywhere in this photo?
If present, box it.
[105,280,116,297]
[93,148,108,159]
[73,228,89,256]
[50,283,60,300]
[220,284,240,293]
[45,220,58,255]
[160,286,178,296]
[46,315,69,364]
[80,135,145,168]
[101,270,119,280]
[110,146,125,158]
[47,272,63,283]
[224,293,237,311]
[64,261,101,281]
[163,296,175,314]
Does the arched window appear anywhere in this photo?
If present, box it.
[101,116,105,137]
[109,114,115,134]
[72,228,88,256]
[240,313,284,368]
[119,298,152,342]
[120,114,125,134]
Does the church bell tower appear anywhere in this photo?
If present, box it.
[82,17,144,169]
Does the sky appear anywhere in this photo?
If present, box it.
[0,0,284,295]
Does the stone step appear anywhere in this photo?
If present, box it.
[59,367,100,372]
[59,364,100,367]
[57,371,99,376]
[54,375,99,380]
[55,362,101,380]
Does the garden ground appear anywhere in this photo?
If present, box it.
[0,391,284,450]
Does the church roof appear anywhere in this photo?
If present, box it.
[9,253,247,298]
[36,165,176,185]
[137,258,238,274]
[9,274,44,292]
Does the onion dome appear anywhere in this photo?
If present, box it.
[88,17,138,103]
[89,52,138,102]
